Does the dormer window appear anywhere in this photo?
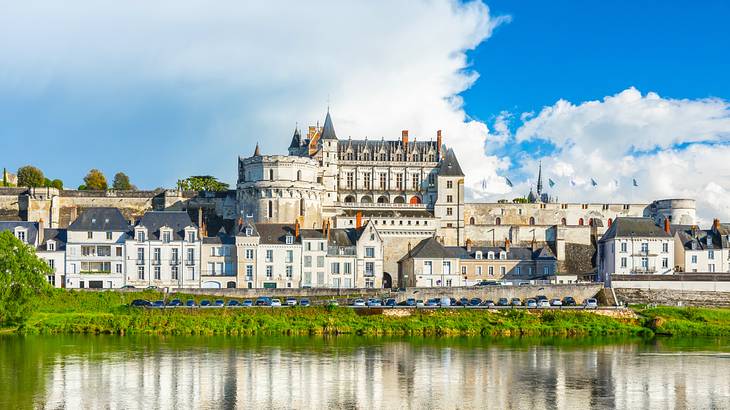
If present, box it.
[14,228,27,243]
[475,251,483,260]
[187,231,196,243]
[245,227,253,236]
[707,236,713,248]
[500,251,507,260]
[285,234,294,245]
[136,231,146,242]
[162,231,171,243]
[47,241,55,251]
[487,251,495,260]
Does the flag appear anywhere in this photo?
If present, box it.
[548,178,555,188]
[591,178,598,187]
[481,179,487,190]
[613,179,619,187]
[633,178,638,187]
[504,177,513,187]
[570,180,576,187]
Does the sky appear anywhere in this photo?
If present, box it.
[1,0,729,222]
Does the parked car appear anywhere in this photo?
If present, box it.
[185,299,196,307]
[526,299,537,308]
[255,297,271,306]
[405,298,416,307]
[285,297,298,306]
[367,298,383,307]
[562,296,577,306]
[538,299,551,308]
[385,298,397,307]
[121,285,136,289]
[536,295,548,303]
[458,297,470,306]
[550,299,563,306]
[167,299,182,307]
[425,298,440,307]
[497,298,510,307]
[352,299,366,307]
[152,300,165,307]
[242,300,254,307]
[130,299,151,307]
[227,299,240,307]
[584,298,598,308]
[476,280,499,286]
[482,299,495,307]
[440,297,451,307]
[200,299,211,307]
[270,299,282,307]
[146,286,158,290]
[469,298,482,306]
[214,299,225,307]
[416,299,425,307]
[299,299,311,307]
[511,298,522,306]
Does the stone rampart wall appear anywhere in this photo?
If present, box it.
[615,288,730,307]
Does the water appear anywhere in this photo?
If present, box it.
[2,335,730,409]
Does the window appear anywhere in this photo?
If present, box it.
[137,266,145,280]
[163,232,171,243]
[188,232,196,242]
[412,174,420,190]
[154,266,161,280]
[317,256,325,268]
[15,229,26,242]
[297,170,302,181]
[495,217,501,226]
[529,217,535,226]
[428,173,435,187]
[543,266,549,275]
[87,231,93,239]
[365,247,375,258]
[379,173,387,189]
[662,258,668,269]
[286,250,293,263]
[266,250,273,262]
[709,264,716,273]
[208,262,215,274]
[501,266,506,275]
[461,266,467,274]
[269,169,274,181]
[641,257,649,269]
[499,252,506,260]
[515,266,521,275]
[447,195,453,203]
[446,279,452,287]
[286,266,293,277]
[266,266,273,278]
[477,266,482,275]
[709,250,715,260]
[475,251,482,260]
[346,172,354,189]
[396,173,403,190]
[285,235,294,245]
[662,243,668,253]
[106,232,112,240]
[304,256,312,267]
[469,217,475,225]
[172,266,179,279]
[488,266,494,276]
[319,242,325,251]
[136,231,145,242]
[621,242,627,253]
[116,247,123,257]
[487,252,495,260]
[447,181,453,189]
[268,200,273,218]
[446,208,453,216]
[363,172,371,190]
[691,255,698,264]
[153,248,160,263]
[137,247,145,261]
[641,242,649,253]
[621,257,627,268]
[171,248,179,263]
[331,263,340,274]
[424,261,433,275]
[365,262,375,276]
[47,259,55,269]
[47,241,55,251]
[442,261,451,275]
[344,263,351,274]
[188,266,195,280]
[187,248,194,263]
[246,265,253,277]
[246,249,254,259]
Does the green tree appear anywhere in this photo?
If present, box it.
[83,169,107,190]
[17,166,45,188]
[112,172,133,190]
[43,178,52,187]
[0,231,52,325]
[50,179,63,190]
[512,197,528,204]
[177,175,229,192]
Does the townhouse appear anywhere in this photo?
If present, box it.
[201,228,237,289]
[1,221,65,288]
[673,219,730,273]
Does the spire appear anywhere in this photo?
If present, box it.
[536,160,543,195]
[320,109,337,140]
[253,143,261,157]
[289,126,301,149]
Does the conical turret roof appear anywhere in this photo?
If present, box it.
[321,110,337,140]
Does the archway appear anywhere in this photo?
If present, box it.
[393,196,405,204]
[377,196,389,203]
[382,272,393,289]
[409,196,422,204]
[361,195,373,203]
[344,195,356,203]
[226,281,236,288]
[469,217,475,225]
[202,281,221,289]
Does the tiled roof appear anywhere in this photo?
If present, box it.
[399,237,453,261]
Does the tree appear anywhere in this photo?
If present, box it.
[83,169,107,190]
[50,179,63,190]
[17,166,45,188]
[177,175,229,192]
[0,231,52,325]
[112,172,133,190]
[512,197,528,204]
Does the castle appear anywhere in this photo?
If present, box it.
[0,110,698,286]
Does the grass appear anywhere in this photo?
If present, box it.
[637,306,730,336]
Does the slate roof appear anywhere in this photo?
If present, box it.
[256,224,299,245]
[38,228,67,251]
[338,138,439,160]
[675,225,730,250]
[399,237,453,261]
[320,111,337,140]
[599,217,670,242]
[448,246,556,261]
[437,148,464,177]
[203,234,235,245]
[289,128,302,149]
[136,211,196,240]
[235,218,259,237]
[68,207,130,232]
[0,221,39,244]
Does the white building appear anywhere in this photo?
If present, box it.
[125,211,201,288]
[201,228,237,289]
[597,217,674,283]
[36,228,67,288]
[673,219,730,273]
[65,208,129,289]
[255,224,302,289]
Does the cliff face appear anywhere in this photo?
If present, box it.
[559,243,596,275]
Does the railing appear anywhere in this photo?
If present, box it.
[152,259,161,265]
[169,259,179,266]
[185,259,195,266]
[136,259,145,265]
[335,202,428,209]
[630,267,657,274]
[201,270,235,276]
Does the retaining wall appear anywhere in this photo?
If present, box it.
[615,288,730,307]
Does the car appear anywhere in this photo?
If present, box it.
[538,299,551,308]
[469,298,482,306]
[227,299,240,307]
[200,299,211,307]
[213,299,225,307]
[367,298,383,307]
[299,299,311,307]
[121,285,136,289]
[440,297,451,307]
[167,299,182,307]
[425,298,440,307]
[562,296,577,306]
[152,300,165,307]
[550,299,563,307]
[497,298,510,307]
[476,280,499,286]
[185,299,196,307]
[415,299,425,307]
[270,299,282,307]
[584,298,598,308]
[255,297,271,306]
[405,298,416,307]
[458,297,470,307]
[146,285,158,290]
[482,299,495,307]
[385,298,397,307]
[242,300,253,307]
[285,297,298,306]
[511,298,522,306]
[130,299,151,307]
[526,299,537,308]
[352,299,366,307]
[536,295,548,303]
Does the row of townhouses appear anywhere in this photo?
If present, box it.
[1,207,383,289]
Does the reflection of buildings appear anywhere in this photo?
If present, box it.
[37,340,730,409]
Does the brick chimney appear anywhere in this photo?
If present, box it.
[197,208,204,238]
[38,218,45,244]
[356,211,362,229]
[465,238,472,253]
[436,130,442,159]
[402,130,409,148]
[325,219,331,242]
[295,219,300,238]
[713,218,721,233]
[664,217,671,234]
[505,238,510,253]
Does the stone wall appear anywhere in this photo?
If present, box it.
[561,243,596,275]
[397,284,602,303]
[615,288,730,307]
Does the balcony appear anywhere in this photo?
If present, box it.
[335,202,427,210]
[185,259,195,266]
[152,259,161,265]
[136,259,145,266]
[169,259,179,266]
[630,267,657,274]
[631,250,657,257]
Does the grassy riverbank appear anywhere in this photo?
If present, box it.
[6,290,730,338]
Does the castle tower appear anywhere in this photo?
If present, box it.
[433,148,465,246]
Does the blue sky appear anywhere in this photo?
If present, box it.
[1,0,730,221]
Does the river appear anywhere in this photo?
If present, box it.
[1,335,729,409]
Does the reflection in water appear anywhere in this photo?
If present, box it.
[2,336,730,409]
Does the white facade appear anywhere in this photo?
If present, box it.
[125,226,201,288]
[201,240,237,289]
[37,238,65,288]
[257,237,301,289]
[65,230,127,289]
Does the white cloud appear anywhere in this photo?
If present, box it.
[495,88,730,224]
[0,0,508,189]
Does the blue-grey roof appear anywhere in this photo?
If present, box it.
[136,211,196,240]
[437,148,464,177]
[599,217,670,242]
[38,228,67,251]
[0,221,39,244]
[68,207,130,232]
[320,111,337,140]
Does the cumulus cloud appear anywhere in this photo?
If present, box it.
[488,88,730,224]
[0,0,508,189]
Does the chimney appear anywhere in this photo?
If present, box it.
[465,239,472,253]
[505,238,511,253]
[436,130,443,159]
[325,219,331,242]
[197,208,203,237]
[356,211,362,229]
[713,218,721,233]
[664,217,670,234]
[531,239,538,252]
[407,241,412,257]
[295,219,300,238]
[38,218,45,244]
[402,130,409,148]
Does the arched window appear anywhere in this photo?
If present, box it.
[561,218,567,226]
[361,195,372,203]
[344,195,355,203]
[578,218,584,226]
[377,196,389,203]
[588,218,593,226]
[269,169,274,181]
[226,281,236,289]
[529,217,535,226]
[393,196,405,204]
[495,217,501,226]
[268,200,273,218]
[300,198,305,217]
[297,170,301,181]
[409,196,422,205]
[469,217,475,225]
